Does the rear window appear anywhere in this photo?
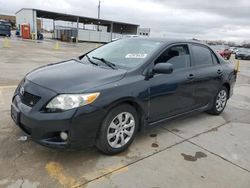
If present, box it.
[192,45,213,66]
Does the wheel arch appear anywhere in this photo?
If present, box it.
[104,97,147,132]
[222,82,230,99]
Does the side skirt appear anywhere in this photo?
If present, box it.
[146,103,211,127]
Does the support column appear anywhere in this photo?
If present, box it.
[53,19,55,39]
[110,22,113,42]
[76,17,79,43]
[32,10,37,40]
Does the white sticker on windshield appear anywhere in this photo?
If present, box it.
[125,53,147,58]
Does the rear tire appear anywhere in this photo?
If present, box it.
[96,104,138,155]
[207,86,228,115]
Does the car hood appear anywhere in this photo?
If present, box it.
[26,59,126,93]
[237,52,250,55]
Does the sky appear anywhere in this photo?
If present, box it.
[1,0,250,42]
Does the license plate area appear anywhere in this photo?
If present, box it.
[11,103,20,125]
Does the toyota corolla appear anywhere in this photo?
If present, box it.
[11,38,237,154]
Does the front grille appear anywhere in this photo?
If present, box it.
[20,91,41,107]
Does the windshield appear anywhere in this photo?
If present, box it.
[85,39,163,69]
[239,48,250,53]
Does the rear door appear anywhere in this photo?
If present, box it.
[191,44,223,107]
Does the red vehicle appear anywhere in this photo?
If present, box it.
[211,46,232,60]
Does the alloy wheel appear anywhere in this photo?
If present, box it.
[216,89,227,112]
[107,112,135,148]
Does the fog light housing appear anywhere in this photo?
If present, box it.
[60,131,68,141]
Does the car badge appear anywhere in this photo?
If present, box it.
[20,87,25,95]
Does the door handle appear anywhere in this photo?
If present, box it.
[187,74,195,80]
[217,69,223,75]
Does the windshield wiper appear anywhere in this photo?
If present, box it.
[85,54,98,66]
[92,56,116,69]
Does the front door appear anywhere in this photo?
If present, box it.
[148,44,196,122]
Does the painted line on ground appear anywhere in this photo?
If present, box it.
[0,90,4,105]
[0,85,17,89]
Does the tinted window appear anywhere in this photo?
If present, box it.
[155,45,191,70]
[192,45,213,66]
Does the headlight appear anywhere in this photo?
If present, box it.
[46,92,100,111]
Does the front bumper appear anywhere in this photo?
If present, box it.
[11,81,107,149]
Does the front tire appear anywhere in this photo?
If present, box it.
[207,86,228,115]
[96,104,138,155]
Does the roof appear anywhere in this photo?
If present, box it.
[16,8,139,27]
[125,37,207,45]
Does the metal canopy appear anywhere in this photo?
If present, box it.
[16,8,139,34]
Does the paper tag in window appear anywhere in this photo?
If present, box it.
[125,53,147,58]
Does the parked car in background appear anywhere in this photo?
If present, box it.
[11,38,237,154]
[235,48,250,60]
[0,20,11,37]
[211,45,232,60]
[37,31,44,40]
[15,30,20,37]
[229,47,238,54]
[222,48,232,60]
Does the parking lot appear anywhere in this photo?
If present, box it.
[0,38,250,188]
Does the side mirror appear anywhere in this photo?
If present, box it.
[153,63,173,74]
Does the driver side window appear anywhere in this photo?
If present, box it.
[155,44,191,70]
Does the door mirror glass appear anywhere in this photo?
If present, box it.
[153,63,173,74]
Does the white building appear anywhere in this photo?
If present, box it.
[138,28,150,36]
[16,9,38,38]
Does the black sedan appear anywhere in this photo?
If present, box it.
[235,48,250,60]
[11,38,237,154]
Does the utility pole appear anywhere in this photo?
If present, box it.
[97,0,100,31]
[98,0,101,19]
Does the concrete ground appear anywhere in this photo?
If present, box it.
[0,37,250,188]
